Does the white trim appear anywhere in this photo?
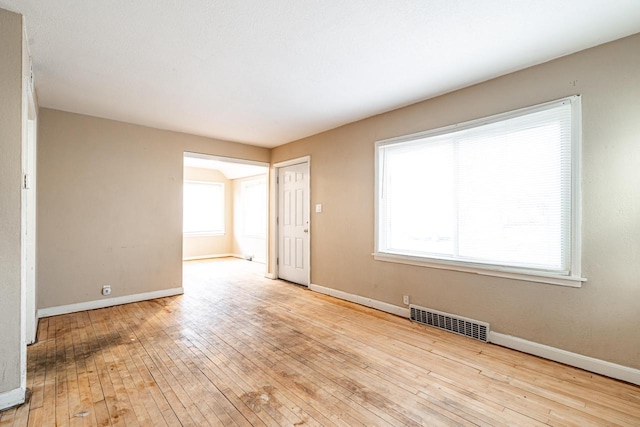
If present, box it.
[0,387,26,411]
[489,332,640,386]
[307,283,640,385]
[265,273,277,279]
[373,253,586,288]
[182,253,236,261]
[309,283,410,318]
[571,97,583,277]
[273,155,311,169]
[269,167,278,281]
[37,287,184,318]
[227,253,258,261]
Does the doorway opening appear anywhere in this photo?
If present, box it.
[182,152,269,277]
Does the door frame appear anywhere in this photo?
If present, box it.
[22,52,38,349]
[24,92,37,345]
[182,151,271,270]
[272,156,311,286]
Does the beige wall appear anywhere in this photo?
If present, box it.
[232,174,268,263]
[37,108,269,309]
[182,167,233,259]
[271,34,640,369]
[0,8,24,398]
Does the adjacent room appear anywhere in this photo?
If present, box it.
[1,1,640,425]
[182,153,269,266]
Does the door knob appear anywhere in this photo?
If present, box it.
[303,228,309,233]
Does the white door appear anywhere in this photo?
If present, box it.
[278,162,309,285]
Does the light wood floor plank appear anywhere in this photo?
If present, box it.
[3,258,640,426]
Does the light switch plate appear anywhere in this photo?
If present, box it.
[315,204,323,213]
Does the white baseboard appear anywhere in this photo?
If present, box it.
[489,332,640,386]
[183,254,263,262]
[37,287,184,318]
[309,283,410,318]
[0,387,25,411]
[308,283,640,386]
[182,253,235,261]
[231,254,267,263]
[265,273,276,279]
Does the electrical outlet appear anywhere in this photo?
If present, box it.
[102,285,112,296]
[403,295,409,305]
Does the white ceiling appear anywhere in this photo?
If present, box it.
[2,1,640,148]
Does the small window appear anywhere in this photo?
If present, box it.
[241,178,267,237]
[375,97,583,286]
[183,181,225,235]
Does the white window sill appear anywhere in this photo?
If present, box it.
[184,232,225,237]
[372,252,586,288]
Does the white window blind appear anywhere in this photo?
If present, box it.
[376,97,581,280]
[183,181,225,234]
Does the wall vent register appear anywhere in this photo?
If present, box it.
[410,305,489,342]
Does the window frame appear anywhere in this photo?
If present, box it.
[374,96,585,287]
[183,180,226,236]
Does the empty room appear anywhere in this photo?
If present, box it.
[1,1,640,426]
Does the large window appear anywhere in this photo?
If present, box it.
[242,178,267,237]
[183,181,225,235]
[375,97,583,286]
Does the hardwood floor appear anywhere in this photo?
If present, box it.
[2,258,639,426]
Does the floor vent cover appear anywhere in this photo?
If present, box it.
[410,305,489,342]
